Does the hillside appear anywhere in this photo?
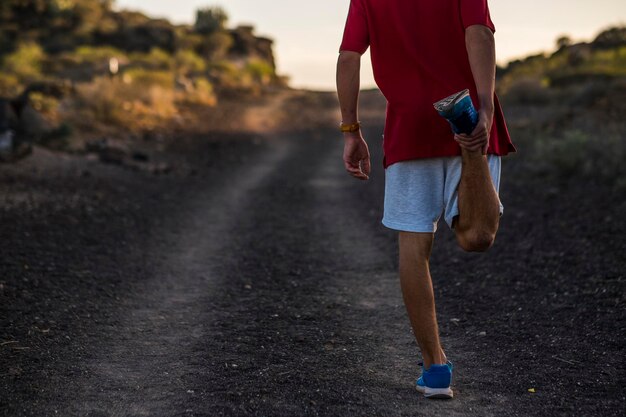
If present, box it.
[0,0,286,160]
[494,26,626,190]
[0,2,624,182]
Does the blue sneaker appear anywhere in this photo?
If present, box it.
[415,360,454,399]
[433,89,479,135]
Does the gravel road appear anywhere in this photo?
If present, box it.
[1,127,624,416]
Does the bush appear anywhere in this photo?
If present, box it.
[129,48,173,70]
[75,76,176,130]
[194,7,228,35]
[207,60,240,87]
[502,77,552,105]
[73,45,126,64]
[123,68,174,89]
[593,26,626,50]
[174,50,206,74]
[182,77,217,106]
[176,32,205,52]
[533,130,626,189]
[199,31,233,60]
[245,59,274,84]
[0,73,21,97]
[29,92,60,114]
[1,42,46,82]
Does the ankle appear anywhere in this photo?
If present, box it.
[461,148,486,162]
[422,349,446,368]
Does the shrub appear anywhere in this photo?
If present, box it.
[208,60,241,88]
[1,42,46,82]
[533,130,626,189]
[556,35,572,50]
[174,50,206,74]
[183,77,217,106]
[502,77,552,105]
[75,76,176,130]
[245,59,274,84]
[200,31,234,60]
[0,73,22,97]
[129,48,173,70]
[29,92,60,114]
[592,26,626,50]
[73,45,126,64]
[123,68,174,89]
[194,7,228,35]
[176,32,205,52]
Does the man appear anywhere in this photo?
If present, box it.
[336,0,516,399]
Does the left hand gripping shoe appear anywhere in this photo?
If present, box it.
[415,360,454,399]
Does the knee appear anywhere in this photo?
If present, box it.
[457,230,495,252]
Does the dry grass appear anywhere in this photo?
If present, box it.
[73,76,178,132]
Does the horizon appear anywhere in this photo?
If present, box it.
[116,0,626,90]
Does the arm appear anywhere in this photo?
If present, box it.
[336,51,371,180]
[455,24,496,154]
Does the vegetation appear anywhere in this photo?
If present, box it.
[0,0,283,144]
[498,26,626,93]
[499,26,626,190]
[194,7,228,35]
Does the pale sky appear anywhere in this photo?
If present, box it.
[116,0,626,90]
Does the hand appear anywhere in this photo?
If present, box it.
[454,109,494,154]
[343,131,371,180]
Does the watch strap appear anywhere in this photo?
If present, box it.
[339,121,361,133]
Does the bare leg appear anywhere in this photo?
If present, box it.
[454,148,500,252]
[399,231,447,369]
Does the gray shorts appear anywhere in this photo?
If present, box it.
[382,156,503,233]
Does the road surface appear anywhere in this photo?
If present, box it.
[1,128,623,416]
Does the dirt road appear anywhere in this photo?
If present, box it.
[1,127,624,416]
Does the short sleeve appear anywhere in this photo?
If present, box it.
[460,0,496,33]
[339,0,370,54]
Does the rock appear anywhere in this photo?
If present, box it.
[0,82,71,161]
[0,130,14,153]
[85,137,171,174]
[131,151,149,162]
[86,138,130,165]
[149,162,172,175]
[20,104,53,138]
[0,99,33,163]
[87,137,139,166]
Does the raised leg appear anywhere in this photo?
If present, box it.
[453,149,500,252]
[399,231,447,369]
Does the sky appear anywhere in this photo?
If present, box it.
[116,0,626,90]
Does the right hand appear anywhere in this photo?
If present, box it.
[343,131,371,180]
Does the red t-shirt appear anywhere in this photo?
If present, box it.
[340,0,516,167]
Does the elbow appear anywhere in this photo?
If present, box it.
[338,50,362,66]
[337,51,362,78]
[465,25,495,45]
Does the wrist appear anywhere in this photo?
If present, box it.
[339,121,361,133]
[479,106,494,121]
[478,97,494,114]
[343,131,362,140]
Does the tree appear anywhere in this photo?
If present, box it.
[556,35,572,50]
[593,26,626,49]
[194,6,228,35]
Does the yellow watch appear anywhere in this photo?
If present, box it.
[339,121,361,133]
